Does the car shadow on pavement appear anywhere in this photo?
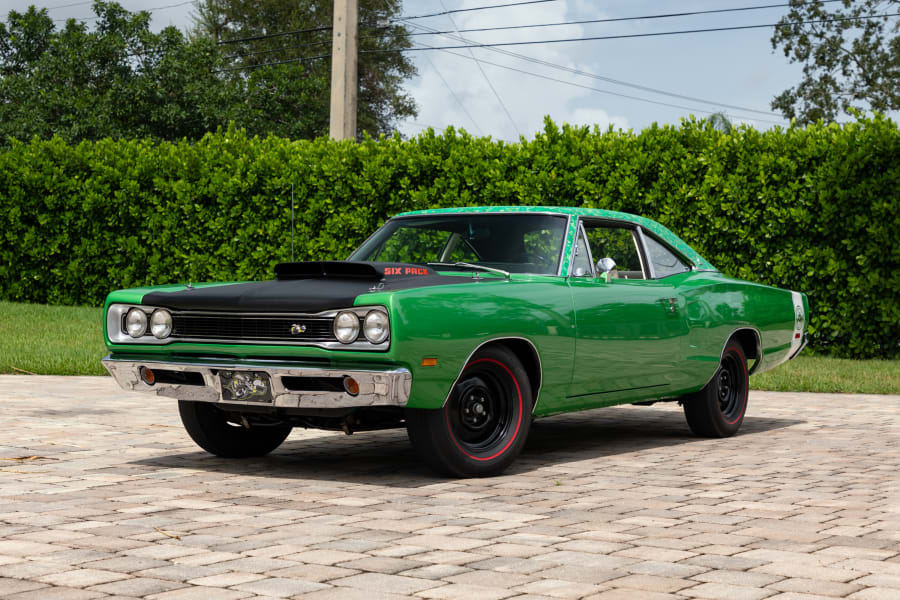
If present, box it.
[130,405,803,484]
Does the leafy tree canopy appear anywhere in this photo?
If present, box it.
[0,2,241,143]
[0,1,416,145]
[771,0,900,124]
[193,0,417,137]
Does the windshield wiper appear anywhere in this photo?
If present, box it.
[427,262,510,279]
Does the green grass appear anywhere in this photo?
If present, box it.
[1,302,898,394]
[0,301,107,376]
[751,354,898,395]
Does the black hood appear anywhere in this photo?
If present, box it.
[141,262,472,313]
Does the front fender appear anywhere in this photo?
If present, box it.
[358,278,574,411]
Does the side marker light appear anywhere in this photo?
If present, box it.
[139,367,156,385]
[421,358,438,367]
[343,376,360,396]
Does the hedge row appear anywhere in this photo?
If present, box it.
[1,117,897,358]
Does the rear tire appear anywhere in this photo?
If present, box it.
[682,341,749,438]
[406,346,532,477]
[178,401,292,458]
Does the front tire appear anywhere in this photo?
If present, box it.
[682,341,749,437]
[406,346,532,477]
[178,401,292,458]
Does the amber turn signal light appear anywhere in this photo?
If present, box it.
[343,376,359,396]
[139,366,155,385]
[421,357,438,367]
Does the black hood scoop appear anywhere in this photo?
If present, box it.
[142,261,462,314]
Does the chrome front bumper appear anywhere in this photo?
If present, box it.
[102,357,411,409]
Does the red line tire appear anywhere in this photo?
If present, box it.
[406,346,532,477]
[682,341,749,438]
[178,400,292,458]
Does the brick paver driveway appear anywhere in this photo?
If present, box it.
[0,376,897,600]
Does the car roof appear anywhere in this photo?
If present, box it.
[395,206,716,271]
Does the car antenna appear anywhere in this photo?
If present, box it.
[291,183,295,263]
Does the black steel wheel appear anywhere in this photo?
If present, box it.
[178,401,292,458]
[682,341,749,438]
[406,345,532,477]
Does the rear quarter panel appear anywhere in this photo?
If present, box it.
[679,272,800,387]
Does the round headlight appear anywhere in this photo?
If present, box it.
[125,308,148,338]
[333,311,360,344]
[150,309,172,339]
[363,310,389,344]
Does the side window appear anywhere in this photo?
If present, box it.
[644,235,690,278]
[583,224,645,280]
[571,230,593,276]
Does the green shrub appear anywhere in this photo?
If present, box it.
[1,117,897,358]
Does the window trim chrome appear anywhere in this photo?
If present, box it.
[635,226,656,280]
[556,214,573,277]
[567,220,593,278]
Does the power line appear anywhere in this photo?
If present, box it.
[185,0,847,48]
[53,0,195,22]
[216,26,332,46]
[362,13,900,54]
[435,1,520,138]
[371,0,844,38]
[395,0,562,23]
[402,119,446,132]
[218,12,897,85]
[45,0,93,10]
[224,38,331,61]
[413,41,786,126]
[421,52,485,135]
[213,52,331,73]
[401,20,781,117]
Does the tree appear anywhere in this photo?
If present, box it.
[0,3,244,144]
[193,0,417,137]
[706,112,733,134]
[771,0,900,124]
[0,1,416,145]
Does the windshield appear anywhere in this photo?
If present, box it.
[349,214,568,275]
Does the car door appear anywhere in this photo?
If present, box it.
[567,220,690,403]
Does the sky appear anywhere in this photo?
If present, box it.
[4,0,889,141]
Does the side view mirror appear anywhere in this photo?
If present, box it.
[597,257,617,282]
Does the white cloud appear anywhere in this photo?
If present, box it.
[398,0,628,142]
[565,107,629,132]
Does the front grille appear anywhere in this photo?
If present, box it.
[171,314,336,342]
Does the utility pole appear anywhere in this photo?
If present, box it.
[329,0,358,140]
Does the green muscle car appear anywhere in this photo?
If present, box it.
[103,207,808,476]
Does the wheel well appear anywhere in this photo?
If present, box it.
[482,338,542,406]
[729,328,761,372]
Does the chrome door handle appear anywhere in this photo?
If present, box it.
[660,297,677,313]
